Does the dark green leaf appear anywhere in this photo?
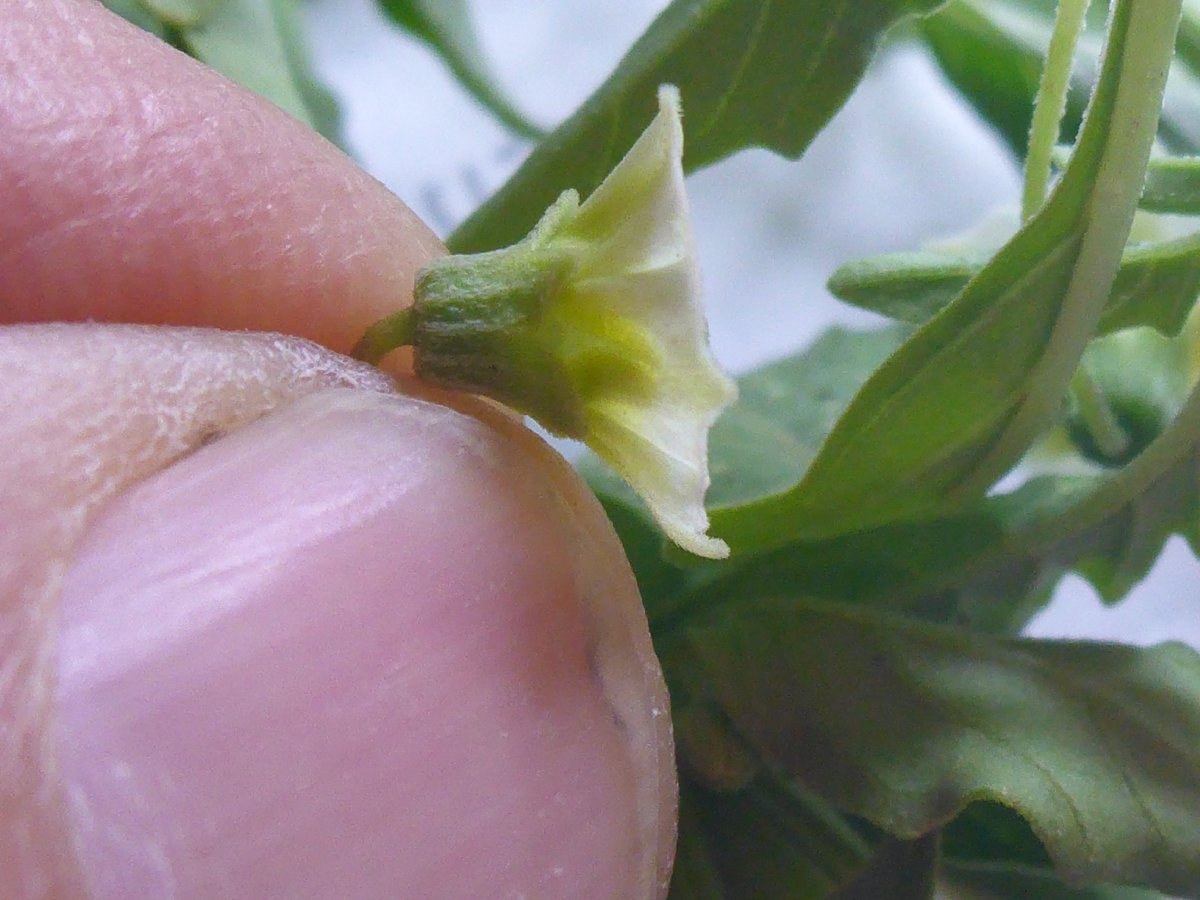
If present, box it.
[673,599,1200,895]
[832,833,940,900]
[374,0,541,139]
[449,0,947,253]
[711,0,1182,553]
[672,771,875,899]
[943,861,1172,899]
[828,231,1200,338]
[941,805,1171,897]
[1061,327,1193,468]
[942,801,1054,870]
[669,797,726,900]
[589,489,691,622]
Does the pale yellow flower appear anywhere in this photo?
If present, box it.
[357,86,737,558]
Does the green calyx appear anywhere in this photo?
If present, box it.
[354,190,661,440]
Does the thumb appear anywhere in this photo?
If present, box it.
[4,326,675,898]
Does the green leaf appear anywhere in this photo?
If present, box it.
[669,354,1199,636]
[827,231,1200,338]
[711,0,1183,553]
[1011,369,1200,603]
[672,599,1200,895]
[449,0,947,253]
[103,0,344,145]
[672,771,875,899]
[602,324,1191,633]
[826,251,982,330]
[175,0,337,139]
[706,326,908,509]
[590,489,691,622]
[669,799,726,900]
[268,0,345,145]
[374,0,541,140]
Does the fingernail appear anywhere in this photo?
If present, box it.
[55,388,664,898]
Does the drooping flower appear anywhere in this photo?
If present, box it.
[356,85,737,558]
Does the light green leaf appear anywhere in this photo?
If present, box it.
[1140,155,1200,214]
[673,599,1200,895]
[97,0,343,143]
[269,0,345,145]
[711,0,1183,553]
[827,231,1200,338]
[175,0,338,140]
[374,0,541,140]
[826,251,981,329]
[449,0,946,253]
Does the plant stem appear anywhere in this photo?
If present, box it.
[1071,365,1130,460]
[1022,0,1091,221]
[951,0,1182,502]
[352,307,416,364]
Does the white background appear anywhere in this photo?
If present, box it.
[304,0,1199,648]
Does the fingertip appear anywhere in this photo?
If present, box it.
[0,0,441,353]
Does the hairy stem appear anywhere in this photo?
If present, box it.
[1022,0,1092,220]
[352,307,417,364]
